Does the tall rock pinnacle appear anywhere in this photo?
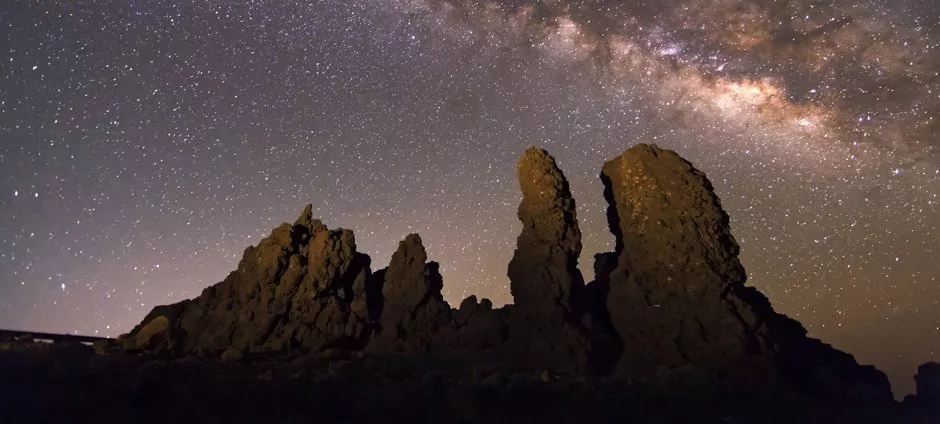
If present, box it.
[596,144,891,401]
[600,143,755,374]
[507,147,589,369]
[508,147,584,312]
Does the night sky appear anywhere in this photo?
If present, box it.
[1,0,937,395]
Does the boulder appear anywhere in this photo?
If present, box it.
[134,316,172,354]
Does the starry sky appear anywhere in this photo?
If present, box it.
[1,0,937,395]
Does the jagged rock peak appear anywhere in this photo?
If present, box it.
[126,204,374,355]
[508,146,583,311]
[386,234,438,298]
[368,234,451,353]
[294,203,313,227]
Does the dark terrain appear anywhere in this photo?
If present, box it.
[1,144,937,423]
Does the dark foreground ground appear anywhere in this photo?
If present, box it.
[0,341,936,424]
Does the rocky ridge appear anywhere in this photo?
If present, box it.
[119,144,895,403]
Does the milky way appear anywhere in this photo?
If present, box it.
[0,0,937,395]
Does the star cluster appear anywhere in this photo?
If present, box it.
[0,0,937,395]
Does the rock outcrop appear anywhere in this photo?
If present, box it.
[506,147,590,369]
[914,362,940,404]
[594,143,891,401]
[120,144,894,405]
[126,205,376,355]
[508,147,584,312]
[368,234,452,353]
[452,295,507,350]
[597,144,768,381]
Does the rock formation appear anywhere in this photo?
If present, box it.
[119,143,894,404]
[452,295,507,350]
[506,147,590,369]
[597,144,767,381]
[594,143,891,400]
[508,147,584,312]
[125,205,376,355]
[914,362,940,404]
[368,234,452,353]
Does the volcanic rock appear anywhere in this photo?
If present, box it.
[595,143,891,401]
[506,147,589,369]
[368,234,453,353]
[126,204,376,355]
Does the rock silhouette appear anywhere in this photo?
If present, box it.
[452,295,507,350]
[914,362,940,405]
[119,143,892,405]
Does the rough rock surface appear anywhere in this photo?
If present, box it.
[368,234,452,353]
[506,147,590,369]
[127,205,376,355]
[595,143,891,401]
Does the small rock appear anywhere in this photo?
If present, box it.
[220,348,243,363]
[134,316,171,354]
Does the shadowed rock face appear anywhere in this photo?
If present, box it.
[915,362,940,404]
[595,143,891,401]
[368,234,452,353]
[453,295,507,350]
[506,147,590,369]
